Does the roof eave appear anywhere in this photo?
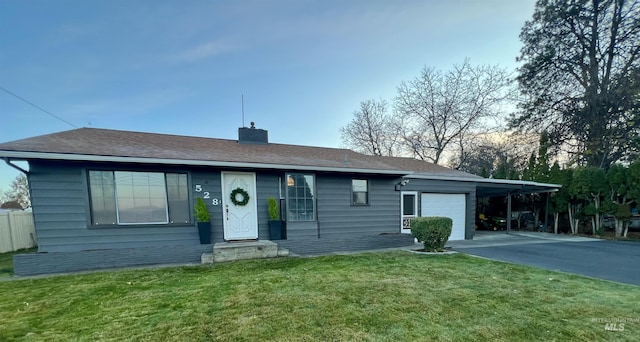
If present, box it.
[0,150,413,175]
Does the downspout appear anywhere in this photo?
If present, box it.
[3,158,29,174]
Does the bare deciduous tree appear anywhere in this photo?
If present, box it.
[2,174,30,209]
[394,59,513,165]
[340,99,399,156]
[455,131,537,178]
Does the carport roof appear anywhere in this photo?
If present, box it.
[405,174,560,197]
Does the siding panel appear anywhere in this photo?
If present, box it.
[255,173,280,240]
[28,160,478,252]
[30,161,200,252]
[316,174,401,239]
[191,171,223,242]
[286,221,318,239]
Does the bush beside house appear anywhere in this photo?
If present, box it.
[411,217,452,252]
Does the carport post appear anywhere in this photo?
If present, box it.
[506,193,512,234]
[544,193,549,232]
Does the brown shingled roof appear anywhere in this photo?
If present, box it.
[0,128,479,178]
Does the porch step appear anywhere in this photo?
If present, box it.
[201,240,289,264]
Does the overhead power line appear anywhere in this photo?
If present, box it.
[0,85,78,129]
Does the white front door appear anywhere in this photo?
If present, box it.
[221,172,258,240]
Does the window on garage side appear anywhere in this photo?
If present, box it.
[352,179,369,205]
[88,170,189,225]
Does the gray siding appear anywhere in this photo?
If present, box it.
[316,175,401,239]
[286,221,318,240]
[28,159,477,255]
[30,161,200,252]
[276,233,414,256]
[255,172,280,239]
[28,161,289,252]
[14,245,212,276]
[190,171,223,242]
[401,179,476,239]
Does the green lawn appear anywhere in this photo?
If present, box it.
[0,251,638,341]
[0,248,36,278]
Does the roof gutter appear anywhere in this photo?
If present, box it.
[2,157,29,174]
[0,150,414,176]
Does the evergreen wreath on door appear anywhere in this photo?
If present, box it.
[230,187,250,206]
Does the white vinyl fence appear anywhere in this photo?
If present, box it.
[0,211,37,253]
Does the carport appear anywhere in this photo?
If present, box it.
[474,178,561,233]
[403,174,561,237]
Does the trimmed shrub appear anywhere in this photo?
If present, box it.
[411,216,453,252]
[194,197,211,222]
[267,196,280,220]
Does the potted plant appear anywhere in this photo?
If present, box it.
[195,197,211,244]
[267,196,283,240]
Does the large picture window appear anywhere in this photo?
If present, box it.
[286,173,316,221]
[88,170,189,225]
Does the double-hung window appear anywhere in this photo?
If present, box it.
[88,170,189,225]
[352,179,369,205]
[286,173,316,221]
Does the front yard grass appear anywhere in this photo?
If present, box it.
[0,251,638,341]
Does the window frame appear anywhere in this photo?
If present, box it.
[285,173,317,222]
[86,169,192,228]
[351,179,369,206]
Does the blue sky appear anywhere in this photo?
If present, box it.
[0,0,535,194]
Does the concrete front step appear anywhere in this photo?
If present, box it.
[201,240,289,264]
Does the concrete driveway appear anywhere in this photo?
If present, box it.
[447,231,640,286]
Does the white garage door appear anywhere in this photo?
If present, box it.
[420,193,466,241]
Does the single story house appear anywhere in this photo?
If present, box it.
[0,126,559,275]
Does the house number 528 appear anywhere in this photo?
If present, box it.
[195,185,219,205]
